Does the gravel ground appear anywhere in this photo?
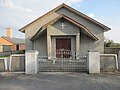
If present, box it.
[0,72,120,90]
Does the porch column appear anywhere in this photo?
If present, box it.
[47,35,52,59]
[76,31,80,59]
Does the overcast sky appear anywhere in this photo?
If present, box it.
[0,0,120,42]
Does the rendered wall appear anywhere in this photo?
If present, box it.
[80,33,94,55]
[48,19,96,55]
[100,54,118,72]
[47,19,79,57]
[56,8,104,53]
[87,51,100,74]
[25,13,59,51]
[48,19,79,36]
[34,34,47,56]
[25,7,105,54]
[10,56,25,71]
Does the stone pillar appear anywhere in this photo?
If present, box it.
[25,50,38,74]
[47,35,52,59]
[87,51,100,74]
[4,57,9,71]
[76,31,80,59]
[0,57,9,71]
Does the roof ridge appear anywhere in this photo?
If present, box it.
[19,3,65,32]
[1,36,24,39]
[19,3,110,32]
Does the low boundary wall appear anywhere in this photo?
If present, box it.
[0,54,25,72]
[100,54,118,72]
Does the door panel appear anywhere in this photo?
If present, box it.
[56,38,71,58]
[56,38,71,50]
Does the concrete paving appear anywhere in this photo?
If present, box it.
[0,72,120,90]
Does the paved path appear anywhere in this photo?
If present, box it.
[0,72,120,90]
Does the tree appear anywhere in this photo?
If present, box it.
[104,38,120,47]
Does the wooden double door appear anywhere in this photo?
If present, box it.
[56,38,71,58]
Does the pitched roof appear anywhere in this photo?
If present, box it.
[31,14,98,41]
[1,36,25,44]
[19,3,110,33]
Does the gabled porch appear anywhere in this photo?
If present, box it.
[31,15,98,59]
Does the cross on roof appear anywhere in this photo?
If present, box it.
[60,21,66,30]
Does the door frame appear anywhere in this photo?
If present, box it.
[50,36,76,58]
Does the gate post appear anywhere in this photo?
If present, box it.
[118,51,120,69]
[87,51,100,74]
[0,57,9,71]
[25,50,39,74]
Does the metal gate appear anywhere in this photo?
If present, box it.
[38,50,87,72]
